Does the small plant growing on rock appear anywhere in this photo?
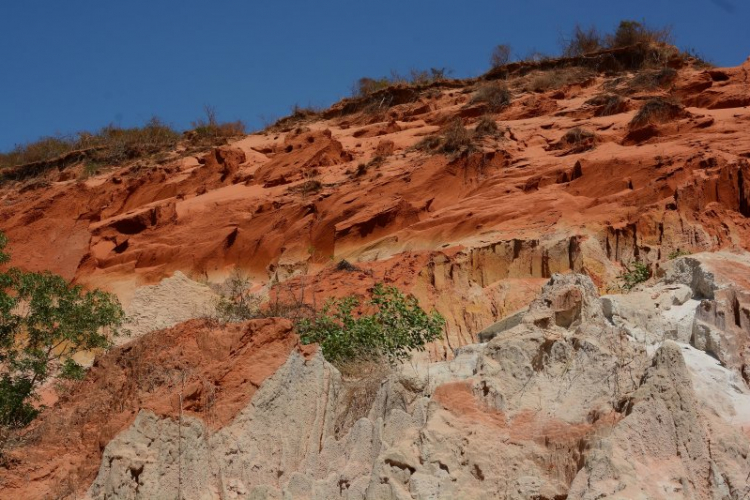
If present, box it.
[619,261,650,290]
[416,119,477,158]
[629,97,683,129]
[470,83,511,112]
[297,283,445,365]
[214,269,262,322]
[585,94,628,117]
[474,115,500,137]
[668,249,690,260]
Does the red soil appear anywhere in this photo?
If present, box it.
[0,318,312,500]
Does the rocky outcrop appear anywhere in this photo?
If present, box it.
[76,269,750,500]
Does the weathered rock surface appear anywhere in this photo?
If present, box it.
[72,267,750,500]
[3,58,750,352]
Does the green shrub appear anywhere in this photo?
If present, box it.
[0,232,124,427]
[668,249,690,260]
[297,283,444,365]
[620,261,650,290]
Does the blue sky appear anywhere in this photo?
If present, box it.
[1,0,748,151]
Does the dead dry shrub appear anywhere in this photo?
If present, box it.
[627,67,677,92]
[474,115,500,137]
[470,83,511,112]
[607,20,673,49]
[550,127,597,154]
[190,106,246,144]
[585,94,629,116]
[629,97,683,129]
[416,119,477,159]
[333,359,390,438]
[562,25,603,57]
[213,269,262,323]
[268,104,322,132]
[489,44,512,68]
[525,67,594,93]
[1,118,181,181]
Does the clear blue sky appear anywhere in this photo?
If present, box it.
[1,0,748,151]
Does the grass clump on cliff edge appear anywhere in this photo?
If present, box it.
[0,118,180,180]
[0,231,124,428]
[561,19,673,57]
[296,283,445,366]
[1,108,245,182]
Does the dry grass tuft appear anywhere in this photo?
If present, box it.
[470,84,511,112]
[585,94,629,116]
[629,97,683,129]
[524,67,595,93]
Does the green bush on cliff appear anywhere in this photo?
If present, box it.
[0,232,124,427]
[620,261,650,290]
[297,283,445,365]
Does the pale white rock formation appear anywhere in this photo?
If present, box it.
[87,266,750,500]
[122,271,218,341]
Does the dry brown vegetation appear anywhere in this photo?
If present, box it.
[629,97,684,129]
[585,94,629,116]
[333,359,391,439]
[470,83,511,112]
[524,67,595,93]
[1,109,245,183]
[416,119,476,158]
[561,19,673,58]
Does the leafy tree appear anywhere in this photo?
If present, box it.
[297,283,445,365]
[0,232,124,427]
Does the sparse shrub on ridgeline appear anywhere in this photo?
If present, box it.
[607,20,673,49]
[190,105,246,144]
[489,44,512,68]
[562,25,603,57]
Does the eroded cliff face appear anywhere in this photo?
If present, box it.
[2,57,750,350]
[3,53,750,499]
[73,259,749,500]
